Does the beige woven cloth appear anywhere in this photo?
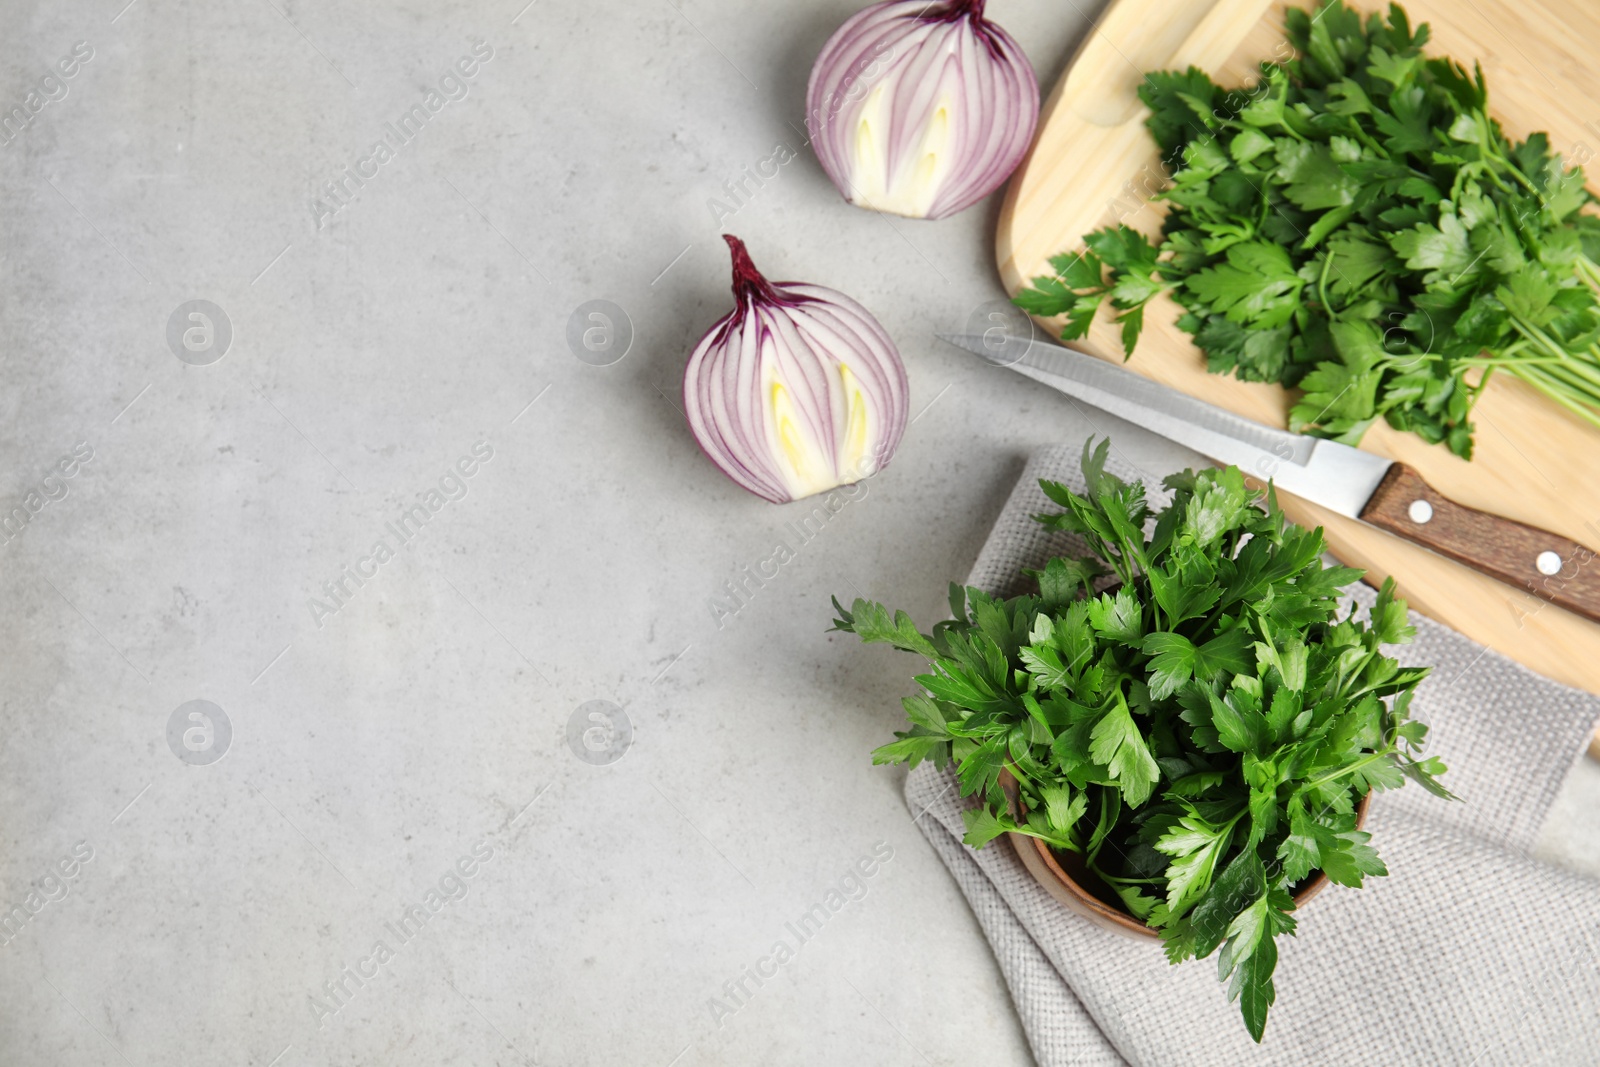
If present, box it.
[906,445,1600,1066]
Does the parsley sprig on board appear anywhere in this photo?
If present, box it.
[1014,1,1600,459]
[832,440,1453,1041]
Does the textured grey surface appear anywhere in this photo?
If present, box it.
[910,446,1600,1066]
[0,1,1595,1065]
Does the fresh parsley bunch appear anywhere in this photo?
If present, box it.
[832,440,1453,1041]
[1014,0,1600,458]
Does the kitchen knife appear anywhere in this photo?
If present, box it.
[939,330,1600,625]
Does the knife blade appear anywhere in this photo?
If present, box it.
[938,330,1600,624]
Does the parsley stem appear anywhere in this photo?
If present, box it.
[1316,250,1336,314]
[1513,331,1600,392]
[1006,822,1082,853]
[1576,257,1600,293]
[1303,743,1394,791]
[1495,315,1600,425]
[1519,352,1600,391]
[1350,127,1386,156]
[1532,358,1600,395]
[1492,145,1543,198]
[1459,355,1568,367]
[1094,872,1166,886]
[1506,366,1600,428]
[1476,160,1513,196]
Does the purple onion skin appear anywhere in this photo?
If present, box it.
[683,236,909,505]
[806,0,1039,221]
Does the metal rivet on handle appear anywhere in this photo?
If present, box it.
[1407,500,1433,524]
[1536,551,1562,576]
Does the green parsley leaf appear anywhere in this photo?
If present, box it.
[1090,697,1161,806]
[1087,588,1145,646]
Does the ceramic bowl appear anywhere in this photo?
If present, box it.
[1003,775,1372,940]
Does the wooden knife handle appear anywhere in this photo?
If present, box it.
[1360,464,1600,625]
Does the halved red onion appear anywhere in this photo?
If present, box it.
[805,0,1039,221]
[683,236,909,504]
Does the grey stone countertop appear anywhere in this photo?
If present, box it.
[1,1,1594,1064]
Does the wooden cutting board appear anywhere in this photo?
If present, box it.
[996,0,1600,754]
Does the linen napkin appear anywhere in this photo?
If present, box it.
[907,444,1600,1066]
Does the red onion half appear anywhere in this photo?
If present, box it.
[805,0,1039,220]
[683,236,909,504]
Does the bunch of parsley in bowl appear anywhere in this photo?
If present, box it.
[831,440,1453,1041]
